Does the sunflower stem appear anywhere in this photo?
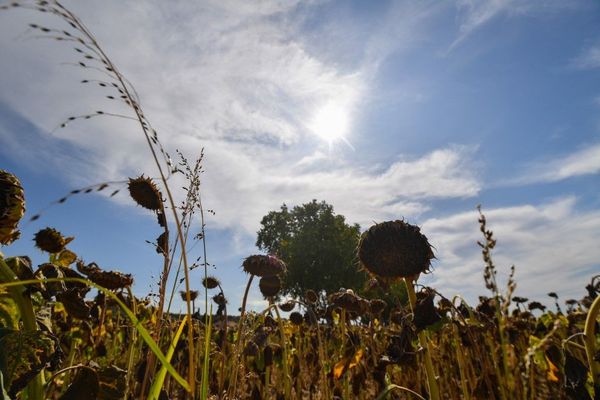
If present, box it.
[404,277,439,400]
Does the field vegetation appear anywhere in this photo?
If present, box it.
[0,1,599,399]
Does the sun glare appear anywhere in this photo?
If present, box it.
[309,102,350,143]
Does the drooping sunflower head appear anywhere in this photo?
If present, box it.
[242,254,286,277]
[202,276,220,290]
[128,175,162,211]
[0,170,26,245]
[259,275,281,298]
[358,220,434,280]
[34,227,72,254]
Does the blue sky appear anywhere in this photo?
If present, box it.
[1,0,600,312]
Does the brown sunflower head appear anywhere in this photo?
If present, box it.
[34,227,72,254]
[202,276,220,290]
[289,311,303,326]
[242,254,286,277]
[0,170,26,245]
[212,293,227,306]
[180,290,199,302]
[259,275,281,298]
[329,289,369,315]
[304,289,319,305]
[369,299,387,315]
[278,299,295,312]
[358,220,434,279]
[128,175,162,211]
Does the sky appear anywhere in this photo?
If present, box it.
[1,0,599,313]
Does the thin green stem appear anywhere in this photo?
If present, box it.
[404,277,440,400]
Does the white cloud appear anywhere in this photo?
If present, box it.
[509,143,600,184]
[449,0,579,52]
[0,1,481,234]
[571,43,600,70]
[422,197,600,304]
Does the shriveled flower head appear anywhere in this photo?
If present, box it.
[358,220,434,279]
[369,299,387,315]
[180,290,199,302]
[413,288,441,331]
[128,175,162,211]
[329,289,369,315]
[304,289,318,305]
[289,311,303,326]
[76,261,133,290]
[213,293,227,308]
[34,227,72,254]
[242,254,286,277]
[278,300,295,312]
[0,170,26,245]
[259,275,281,298]
[202,276,220,290]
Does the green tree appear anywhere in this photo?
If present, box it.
[256,200,367,298]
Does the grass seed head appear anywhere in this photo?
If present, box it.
[0,170,25,245]
[242,254,286,277]
[34,227,72,254]
[358,220,434,279]
[128,175,162,211]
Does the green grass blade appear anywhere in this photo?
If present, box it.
[148,316,188,400]
[0,278,191,393]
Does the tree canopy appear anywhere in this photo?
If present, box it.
[256,200,368,298]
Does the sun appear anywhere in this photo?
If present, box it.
[308,101,350,144]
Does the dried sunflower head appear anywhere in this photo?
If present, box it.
[180,290,199,302]
[0,170,25,245]
[369,299,387,315]
[329,289,369,315]
[278,299,295,312]
[358,220,434,279]
[202,276,220,290]
[259,275,281,298]
[242,254,286,277]
[128,175,162,211]
[304,289,319,305]
[212,293,227,306]
[289,311,303,326]
[76,261,133,290]
[34,227,72,254]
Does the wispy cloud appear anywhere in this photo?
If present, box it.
[195,143,480,235]
[571,42,600,70]
[507,143,600,185]
[449,0,579,53]
[422,196,600,303]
